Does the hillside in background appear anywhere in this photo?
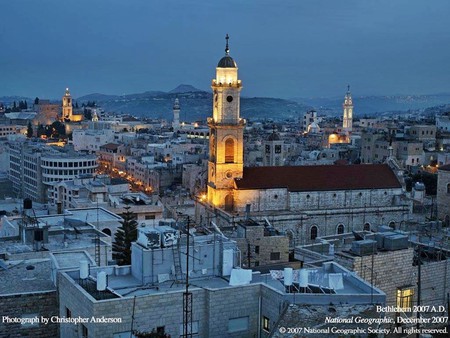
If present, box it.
[2,86,450,121]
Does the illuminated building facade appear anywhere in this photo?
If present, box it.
[201,37,410,244]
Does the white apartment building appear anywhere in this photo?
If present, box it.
[8,140,98,202]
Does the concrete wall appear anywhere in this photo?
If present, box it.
[437,168,450,222]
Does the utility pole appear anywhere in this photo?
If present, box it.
[183,216,193,338]
[247,241,251,268]
[416,244,422,338]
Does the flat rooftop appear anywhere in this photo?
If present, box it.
[66,261,383,304]
[0,258,55,296]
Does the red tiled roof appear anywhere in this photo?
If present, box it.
[235,164,401,191]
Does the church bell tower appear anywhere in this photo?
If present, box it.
[62,88,73,121]
[342,85,353,133]
[207,35,245,211]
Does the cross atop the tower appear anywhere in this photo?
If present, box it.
[347,84,350,93]
[225,34,230,55]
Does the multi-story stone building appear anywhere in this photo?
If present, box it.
[8,140,97,202]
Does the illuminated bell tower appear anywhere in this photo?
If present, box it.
[342,85,353,133]
[207,35,245,211]
[62,88,73,121]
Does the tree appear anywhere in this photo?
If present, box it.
[37,124,45,137]
[112,207,138,265]
[26,121,33,138]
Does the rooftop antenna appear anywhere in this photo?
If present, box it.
[182,216,193,338]
[95,198,101,265]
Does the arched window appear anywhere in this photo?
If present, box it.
[447,183,450,194]
[445,215,449,228]
[310,226,318,240]
[225,139,234,163]
[102,228,111,236]
[337,224,344,234]
[224,194,233,212]
[389,221,396,229]
[363,223,371,231]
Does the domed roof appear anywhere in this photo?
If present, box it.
[267,131,281,141]
[218,55,237,68]
[217,34,237,68]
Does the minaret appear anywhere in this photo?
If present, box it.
[207,35,245,211]
[342,85,353,133]
[62,88,73,121]
[172,98,180,131]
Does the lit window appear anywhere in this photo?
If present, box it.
[225,139,234,163]
[262,316,270,332]
[396,287,414,311]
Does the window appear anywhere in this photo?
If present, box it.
[447,183,450,194]
[310,226,318,240]
[337,224,344,234]
[265,145,270,154]
[363,223,371,231]
[81,324,88,338]
[262,316,270,332]
[66,307,71,318]
[228,316,249,333]
[145,215,156,220]
[270,252,280,261]
[275,145,281,153]
[396,287,414,311]
[225,139,234,163]
[255,246,260,254]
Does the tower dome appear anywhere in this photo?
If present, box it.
[217,34,237,68]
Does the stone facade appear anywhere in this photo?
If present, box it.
[234,221,289,267]
[59,272,261,338]
[437,165,450,225]
[0,291,59,337]
[336,248,450,318]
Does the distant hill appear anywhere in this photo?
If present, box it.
[75,85,311,121]
[169,84,204,94]
[2,87,450,120]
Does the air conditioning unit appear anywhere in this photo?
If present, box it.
[351,240,377,256]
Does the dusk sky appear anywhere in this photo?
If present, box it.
[1,0,450,100]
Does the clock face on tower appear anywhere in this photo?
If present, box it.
[226,95,233,102]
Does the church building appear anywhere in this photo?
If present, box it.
[200,36,410,244]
